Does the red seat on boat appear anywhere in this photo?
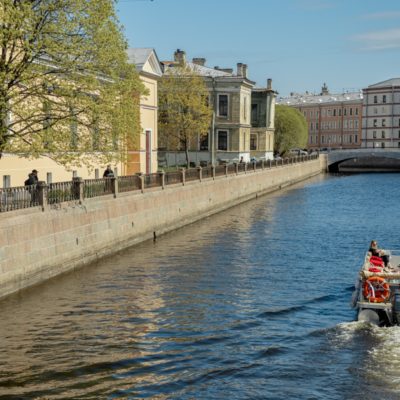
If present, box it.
[370,256,384,267]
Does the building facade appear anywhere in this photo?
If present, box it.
[160,49,275,166]
[126,48,162,174]
[278,84,363,150]
[362,78,400,149]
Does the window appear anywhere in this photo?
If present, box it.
[344,108,347,116]
[383,95,386,103]
[333,109,336,116]
[338,109,341,116]
[355,120,358,129]
[2,175,10,189]
[373,119,377,127]
[250,134,257,150]
[355,108,359,115]
[217,130,228,150]
[327,109,332,116]
[200,133,208,151]
[316,122,319,130]
[310,122,314,130]
[350,108,353,116]
[382,131,385,139]
[382,142,385,148]
[218,95,228,117]
[251,104,258,123]
[374,95,377,104]
[373,131,377,139]
[355,135,358,142]
[382,119,386,127]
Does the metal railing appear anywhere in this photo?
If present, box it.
[48,181,77,204]
[144,173,161,189]
[165,170,182,185]
[118,175,141,193]
[84,178,113,198]
[0,185,38,212]
[0,154,319,213]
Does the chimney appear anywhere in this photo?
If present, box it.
[242,64,248,78]
[174,49,186,64]
[192,58,206,66]
[237,63,243,77]
[267,78,272,90]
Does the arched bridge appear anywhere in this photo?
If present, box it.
[326,149,400,172]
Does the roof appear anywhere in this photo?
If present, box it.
[367,78,400,88]
[127,48,163,77]
[277,91,363,106]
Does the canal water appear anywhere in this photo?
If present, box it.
[1,173,400,399]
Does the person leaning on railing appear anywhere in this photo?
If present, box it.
[24,169,39,205]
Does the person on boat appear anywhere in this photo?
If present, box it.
[369,240,390,267]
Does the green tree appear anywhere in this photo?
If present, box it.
[0,0,145,167]
[158,63,212,167]
[274,105,308,155]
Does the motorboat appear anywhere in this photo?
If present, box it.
[352,249,400,326]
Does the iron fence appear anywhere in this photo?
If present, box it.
[165,170,182,185]
[0,185,38,212]
[214,165,226,177]
[118,175,141,193]
[0,154,320,213]
[185,168,200,182]
[84,178,113,198]
[144,173,161,189]
[202,166,213,179]
[48,181,77,204]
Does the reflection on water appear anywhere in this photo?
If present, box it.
[1,173,400,399]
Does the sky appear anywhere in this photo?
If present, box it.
[116,0,400,97]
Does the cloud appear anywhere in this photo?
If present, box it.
[353,28,400,51]
[362,11,400,20]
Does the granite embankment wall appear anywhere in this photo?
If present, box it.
[0,157,326,299]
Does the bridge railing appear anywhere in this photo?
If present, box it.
[0,154,319,213]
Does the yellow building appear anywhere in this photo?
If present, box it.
[0,48,162,187]
[126,48,162,175]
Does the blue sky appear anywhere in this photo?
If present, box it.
[116,0,400,96]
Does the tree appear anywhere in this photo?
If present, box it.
[274,105,308,155]
[158,63,212,167]
[0,0,145,167]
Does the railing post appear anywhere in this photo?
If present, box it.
[225,164,228,177]
[111,176,118,198]
[234,162,239,175]
[159,171,165,189]
[212,165,216,180]
[197,166,202,182]
[37,181,48,211]
[181,168,186,185]
[244,162,248,174]
[72,177,84,204]
[253,161,256,171]
[269,159,272,168]
[261,160,264,170]
[137,173,144,193]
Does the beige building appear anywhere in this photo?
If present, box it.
[278,84,363,150]
[362,78,400,148]
[0,48,162,188]
[126,48,162,174]
[160,49,275,166]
